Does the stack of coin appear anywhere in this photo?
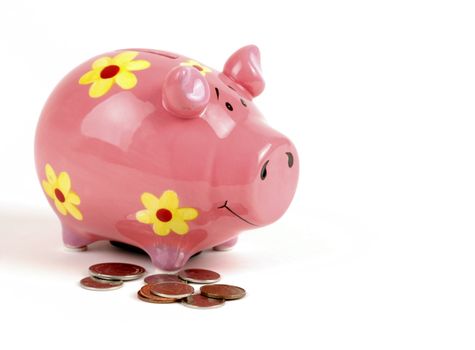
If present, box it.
[80,262,146,291]
[138,268,246,309]
[79,262,246,308]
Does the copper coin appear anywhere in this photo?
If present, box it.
[178,268,221,284]
[200,284,246,300]
[79,276,123,291]
[182,294,225,309]
[144,274,185,285]
[137,284,176,304]
[89,262,146,281]
[150,282,195,299]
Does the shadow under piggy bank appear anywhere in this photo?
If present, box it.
[0,208,275,277]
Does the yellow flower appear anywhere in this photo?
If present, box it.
[136,190,198,236]
[42,164,83,220]
[79,51,151,98]
[180,59,212,76]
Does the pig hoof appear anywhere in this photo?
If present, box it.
[61,224,97,250]
[64,244,87,252]
[213,237,238,251]
[147,247,193,271]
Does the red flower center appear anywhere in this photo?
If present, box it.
[193,64,203,72]
[100,65,120,79]
[55,188,65,203]
[156,208,172,222]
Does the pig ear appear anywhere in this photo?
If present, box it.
[162,66,210,118]
[223,45,265,97]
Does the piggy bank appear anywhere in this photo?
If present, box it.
[35,45,299,270]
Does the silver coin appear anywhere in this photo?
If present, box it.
[150,282,195,299]
[144,274,185,285]
[90,276,123,285]
[178,268,221,284]
[80,276,123,291]
[182,294,225,309]
[89,262,146,281]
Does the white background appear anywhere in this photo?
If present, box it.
[0,0,474,349]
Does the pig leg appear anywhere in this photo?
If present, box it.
[213,237,238,251]
[146,245,193,271]
[61,224,98,251]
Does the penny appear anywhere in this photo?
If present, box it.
[89,262,146,281]
[144,274,185,285]
[182,294,225,309]
[79,276,123,291]
[178,268,221,284]
[137,284,176,304]
[150,282,195,299]
[200,284,246,300]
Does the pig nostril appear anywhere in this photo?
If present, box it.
[286,152,294,168]
[260,160,269,180]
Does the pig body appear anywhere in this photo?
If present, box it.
[35,46,299,270]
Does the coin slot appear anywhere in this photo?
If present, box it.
[126,49,178,59]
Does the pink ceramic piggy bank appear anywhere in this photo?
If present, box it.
[35,45,299,270]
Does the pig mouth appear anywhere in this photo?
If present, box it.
[218,201,257,226]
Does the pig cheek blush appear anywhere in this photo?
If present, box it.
[35,45,299,271]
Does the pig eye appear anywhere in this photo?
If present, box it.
[260,160,269,180]
[240,98,247,107]
[225,102,233,111]
[286,152,294,168]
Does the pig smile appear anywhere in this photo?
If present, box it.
[218,201,257,226]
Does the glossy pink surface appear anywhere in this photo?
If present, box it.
[35,45,299,271]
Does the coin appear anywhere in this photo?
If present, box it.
[90,276,123,284]
[79,276,123,291]
[137,284,177,304]
[182,294,225,309]
[144,274,185,285]
[178,268,221,284]
[200,284,246,300]
[150,282,195,299]
[89,262,146,281]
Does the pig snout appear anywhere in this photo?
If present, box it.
[248,138,299,226]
